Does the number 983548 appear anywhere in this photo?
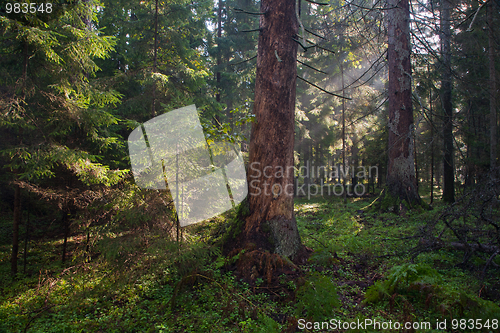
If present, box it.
[6,2,52,14]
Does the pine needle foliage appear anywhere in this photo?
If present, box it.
[0,0,126,185]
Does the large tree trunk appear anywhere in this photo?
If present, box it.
[386,0,421,205]
[441,0,454,202]
[489,0,497,169]
[243,0,302,259]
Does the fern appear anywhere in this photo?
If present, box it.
[295,272,340,321]
[364,263,442,304]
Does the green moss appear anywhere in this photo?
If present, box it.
[267,236,275,247]
[380,188,401,213]
[262,221,276,247]
[237,197,250,217]
[262,221,271,234]
[227,199,249,239]
[400,198,409,210]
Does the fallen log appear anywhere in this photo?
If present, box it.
[448,242,499,254]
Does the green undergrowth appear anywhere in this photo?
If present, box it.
[295,195,500,332]
[364,262,500,328]
[0,191,499,332]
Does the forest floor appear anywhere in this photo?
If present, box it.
[0,190,499,332]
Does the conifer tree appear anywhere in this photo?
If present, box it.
[385,0,421,206]
[0,0,125,275]
[243,0,303,259]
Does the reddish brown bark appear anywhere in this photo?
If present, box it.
[386,0,421,204]
[243,0,302,259]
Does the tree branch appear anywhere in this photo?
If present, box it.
[297,59,328,74]
[449,242,499,254]
[239,28,262,33]
[297,76,352,99]
[304,0,330,5]
[291,37,308,52]
[466,0,490,32]
[304,27,327,40]
[482,249,499,280]
[233,8,266,15]
[228,55,257,66]
[292,36,336,54]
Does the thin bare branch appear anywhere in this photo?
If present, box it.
[467,0,490,31]
[228,55,257,66]
[297,76,352,100]
[297,59,328,74]
[233,8,266,15]
[304,27,327,40]
[304,0,330,5]
[239,28,261,33]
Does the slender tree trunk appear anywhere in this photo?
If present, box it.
[12,41,29,277]
[377,163,383,188]
[152,0,159,117]
[304,142,310,191]
[326,155,331,184]
[226,100,233,129]
[62,210,70,263]
[315,142,320,183]
[386,0,420,204]
[465,99,472,187]
[216,0,222,104]
[441,0,454,202]
[23,208,29,274]
[22,43,28,93]
[430,88,435,204]
[82,0,92,80]
[341,60,347,204]
[489,0,497,169]
[352,133,359,187]
[244,0,302,259]
[295,143,301,197]
[414,129,419,191]
[11,184,20,277]
[86,223,91,260]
